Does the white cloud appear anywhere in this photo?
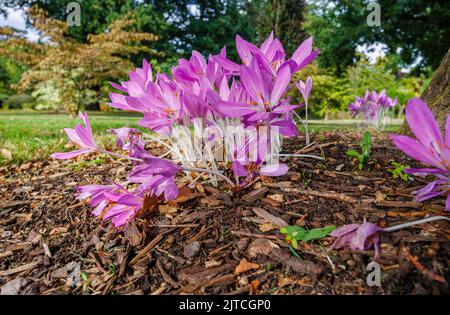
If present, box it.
[0,8,40,41]
[357,43,387,63]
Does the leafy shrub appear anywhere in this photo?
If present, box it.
[3,94,35,109]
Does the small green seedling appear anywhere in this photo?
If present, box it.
[280,225,336,249]
[346,131,372,170]
[388,161,411,181]
[81,272,90,292]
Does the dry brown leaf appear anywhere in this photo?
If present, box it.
[235,258,260,275]
[174,186,198,203]
[200,196,221,207]
[259,222,277,232]
[335,164,345,171]
[247,239,279,257]
[250,279,260,294]
[278,277,296,288]
[263,197,280,207]
[267,194,284,203]
[252,207,288,228]
[159,204,177,214]
[15,213,32,223]
[142,194,159,212]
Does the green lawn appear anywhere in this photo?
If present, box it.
[0,111,141,166]
[0,111,401,166]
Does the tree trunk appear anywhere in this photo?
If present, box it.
[400,48,450,133]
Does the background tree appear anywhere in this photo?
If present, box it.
[401,47,450,132]
[0,7,158,114]
[246,0,307,55]
[1,0,174,66]
[307,0,450,73]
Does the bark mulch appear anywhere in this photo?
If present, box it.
[0,131,449,295]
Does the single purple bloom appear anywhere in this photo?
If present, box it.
[295,76,313,102]
[330,222,385,259]
[110,127,141,150]
[101,192,144,227]
[51,112,98,159]
[391,98,450,211]
[128,157,181,201]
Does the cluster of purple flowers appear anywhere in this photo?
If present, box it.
[348,90,398,131]
[52,33,319,227]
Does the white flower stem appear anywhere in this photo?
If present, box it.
[278,153,324,160]
[384,216,450,232]
[100,149,143,162]
[305,99,310,145]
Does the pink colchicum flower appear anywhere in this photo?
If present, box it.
[330,222,385,259]
[54,32,320,227]
[51,112,98,159]
[330,216,450,258]
[76,183,144,228]
[295,76,313,144]
[349,89,398,131]
[295,77,313,102]
[391,98,450,211]
[128,156,181,200]
[99,190,144,228]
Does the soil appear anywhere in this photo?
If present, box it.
[0,131,449,295]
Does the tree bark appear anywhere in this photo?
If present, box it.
[400,47,450,133]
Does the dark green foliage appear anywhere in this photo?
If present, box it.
[246,0,307,55]
[307,0,450,73]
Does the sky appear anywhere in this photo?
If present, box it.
[0,8,40,41]
[1,7,386,62]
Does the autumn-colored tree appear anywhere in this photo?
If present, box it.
[0,7,158,114]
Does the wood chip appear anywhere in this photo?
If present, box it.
[252,207,288,228]
[129,234,164,266]
[242,187,269,203]
[0,261,41,276]
[0,251,13,259]
[282,188,357,203]
[124,223,142,247]
[0,200,31,210]
[246,239,322,277]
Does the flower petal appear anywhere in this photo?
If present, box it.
[260,163,289,176]
[51,148,92,159]
[405,98,444,149]
[270,64,291,106]
[391,135,442,169]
